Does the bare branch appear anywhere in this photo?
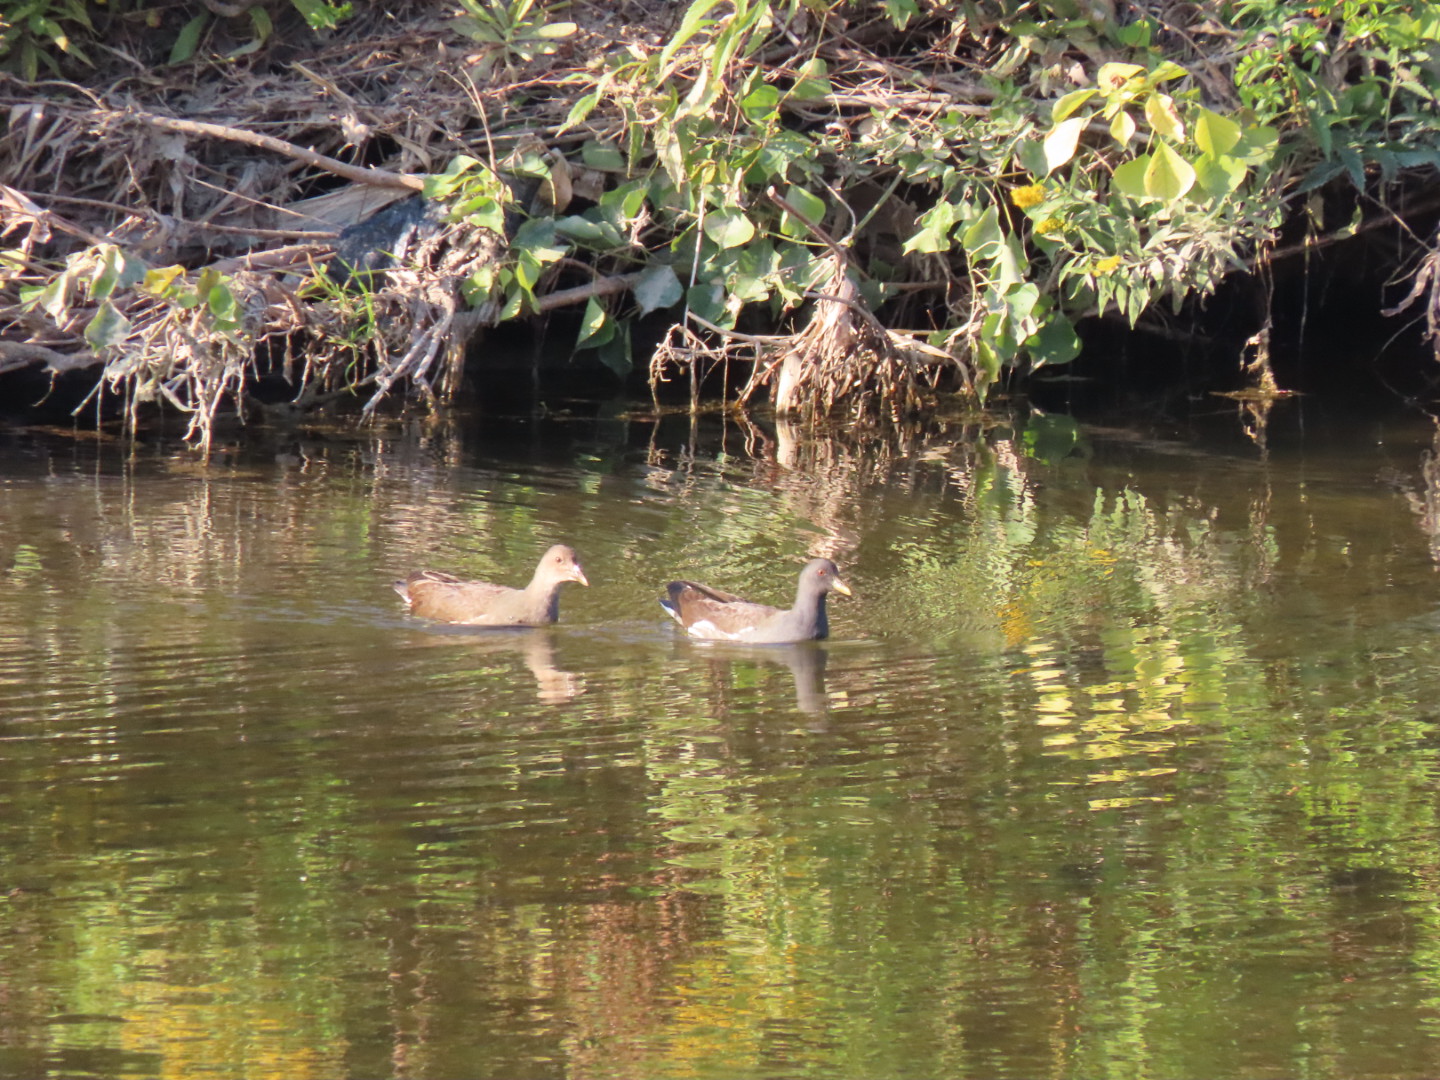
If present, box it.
[125,111,427,192]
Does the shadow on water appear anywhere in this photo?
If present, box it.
[8,399,1440,1077]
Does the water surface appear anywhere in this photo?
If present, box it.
[3,404,1440,1079]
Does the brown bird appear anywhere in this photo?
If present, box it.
[660,558,852,643]
[393,544,588,626]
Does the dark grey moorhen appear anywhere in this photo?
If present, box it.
[660,558,852,643]
[394,544,588,626]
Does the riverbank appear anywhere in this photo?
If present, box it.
[3,0,1438,450]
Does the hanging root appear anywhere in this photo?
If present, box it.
[650,259,976,420]
[1384,223,1440,362]
[736,258,969,420]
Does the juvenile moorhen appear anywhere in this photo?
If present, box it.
[394,544,588,626]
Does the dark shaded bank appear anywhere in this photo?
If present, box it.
[1031,194,1440,420]
[5,230,1435,435]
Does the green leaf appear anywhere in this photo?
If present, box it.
[513,250,543,293]
[1144,141,1195,202]
[142,265,187,297]
[1003,282,1040,327]
[453,194,506,234]
[227,36,264,59]
[901,224,948,255]
[1125,281,1147,325]
[595,320,632,377]
[90,246,145,301]
[17,40,39,82]
[681,66,720,117]
[634,264,683,315]
[774,250,827,305]
[441,154,483,177]
[1336,142,1365,188]
[898,200,956,253]
[290,0,351,31]
[1194,152,1247,197]
[685,281,729,327]
[1115,19,1152,47]
[754,133,808,184]
[575,296,612,350]
[791,58,832,101]
[729,267,771,305]
[1097,62,1145,92]
[1052,89,1097,122]
[462,23,504,45]
[1016,138,1050,178]
[1232,124,1279,165]
[1147,60,1189,85]
[882,0,921,29]
[1109,109,1136,145]
[973,338,1001,395]
[1194,108,1242,156]
[463,263,498,304]
[581,140,626,171]
[1112,156,1150,198]
[703,208,755,249]
[1043,116,1088,173]
[83,300,131,350]
[512,217,560,252]
[658,0,722,73]
[590,196,633,242]
[508,149,551,180]
[535,21,577,38]
[168,14,207,64]
[561,90,602,133]
[248,7,273,41]
[226,6,271,58]
[1144,93,1184,141]
[994,234,1027,289]
[62,2,97,32]
[961,204,1002,257]
[23,276,65,319]
[499,284,527,320]
[1026,315,1081,368]
[422,155,481,199]
[605,180,648,221]
[207,281,242,331]
[784,185,827,226]
[554,214,611,244]
[741,82,781,120]
[54,29,97,63]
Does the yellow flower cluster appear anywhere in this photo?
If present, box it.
[1010,184,1045,209]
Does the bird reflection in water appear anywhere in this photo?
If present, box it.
[419,626,584,705]
[511,631,584,705]
[691,640,832,715]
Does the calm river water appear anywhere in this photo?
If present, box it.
[4,401,1440,1079]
